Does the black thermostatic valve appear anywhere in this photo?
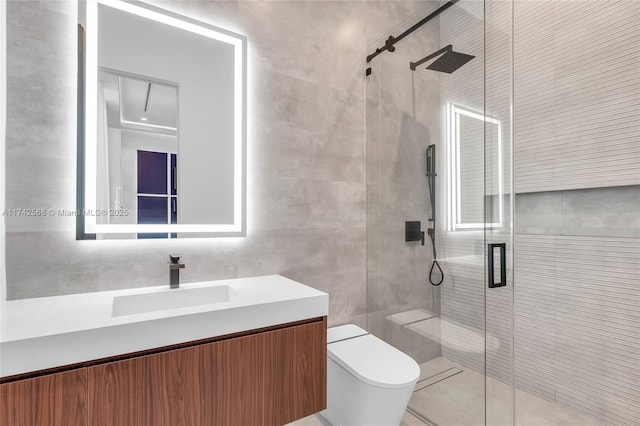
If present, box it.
[405,221,425,245]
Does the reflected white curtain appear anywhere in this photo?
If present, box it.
[96,81,110,224]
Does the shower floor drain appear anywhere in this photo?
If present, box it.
[414,366,463,392]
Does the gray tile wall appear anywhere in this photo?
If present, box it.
[365,1,444,364]
[4,0,426,327]
[437,0,488,375]
[0,0,5,299]
[516,186,640,238]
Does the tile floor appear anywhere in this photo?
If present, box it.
[289,357,609,426]
[288,411,425,426]
[410,358,608,426]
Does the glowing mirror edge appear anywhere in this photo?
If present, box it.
[83,0,246,235]
[446,103,503,231]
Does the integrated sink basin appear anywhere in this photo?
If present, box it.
[112,284,230,316]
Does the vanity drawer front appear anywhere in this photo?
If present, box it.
[87,333,264,426]
[264,320,327,426]
[0,369,87,426]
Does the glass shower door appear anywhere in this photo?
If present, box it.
[364,0,516,425]
[484,0,515,424]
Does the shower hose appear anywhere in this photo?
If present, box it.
[428,231,444,286]
[427,144,444,286]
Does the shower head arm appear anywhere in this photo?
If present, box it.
[410,45,453,71]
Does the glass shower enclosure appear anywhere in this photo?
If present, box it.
[366,1,640,425]
[365,0,514,424]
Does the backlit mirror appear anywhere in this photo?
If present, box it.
[447,104,503,231]
[78,0,246,239]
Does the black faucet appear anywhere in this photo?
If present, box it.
[169,255,185,289]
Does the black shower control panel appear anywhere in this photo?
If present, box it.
[405,221,425,246]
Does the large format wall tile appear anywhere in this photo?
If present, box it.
[365,0,443,363]
[560,186,640,238]
[2,0,387,332]
[516,186,640,238]
[4,0,431,330]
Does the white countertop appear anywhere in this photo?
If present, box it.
[0,275,328,378]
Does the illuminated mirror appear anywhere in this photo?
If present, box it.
[447,104,503,231]
[78,0,246,239]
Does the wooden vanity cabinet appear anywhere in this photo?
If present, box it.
[0,317,326,426]
[0,369,87,426]
[88,318,326,426]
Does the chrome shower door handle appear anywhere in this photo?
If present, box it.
[488,243,507,288]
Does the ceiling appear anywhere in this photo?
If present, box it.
[99,70,178,135]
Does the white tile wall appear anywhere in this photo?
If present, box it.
[516,234,640,425]
[514,0,640,194]
[438,1,640,425]
[512,3,640,422]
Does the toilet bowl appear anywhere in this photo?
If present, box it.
[320,324,420,426]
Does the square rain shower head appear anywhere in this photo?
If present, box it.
[426,50,475,73]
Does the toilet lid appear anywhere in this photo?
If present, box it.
[327,324,369,343]
[327,326,420,389]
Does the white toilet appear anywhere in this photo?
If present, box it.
[320,324,420,426]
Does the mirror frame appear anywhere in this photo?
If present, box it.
[77,0,247,239]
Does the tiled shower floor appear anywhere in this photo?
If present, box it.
[409,358,609,426]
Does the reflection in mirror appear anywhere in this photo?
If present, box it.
[446,104,503,231]
[99,71,179,239]
[79,0,246,239]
